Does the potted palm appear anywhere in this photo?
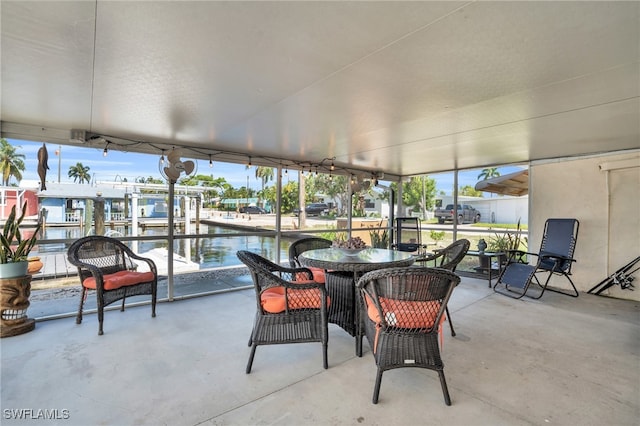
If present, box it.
[0,202,41,278]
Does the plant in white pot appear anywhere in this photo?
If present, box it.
[0,202,41,279]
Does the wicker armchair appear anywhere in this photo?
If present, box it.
[237,250,329,373]
[67,236,158,335]
[417,239,470,336]
[357,267,459,405]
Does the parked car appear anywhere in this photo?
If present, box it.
[294,203,330,217]
[434,204,481,224]
[239,206,266,214]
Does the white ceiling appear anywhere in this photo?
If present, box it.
[1,1,638,179]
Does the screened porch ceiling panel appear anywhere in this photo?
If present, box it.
[1,1,638,179]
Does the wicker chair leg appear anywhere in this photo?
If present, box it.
[246,344,257,374]
[76,288,86,325]
[446,307,456,336]
[323,343,328,369]
[372,369,384,404]
[97,306,104,336]
[121,297,126,312]
[438,370,451,406]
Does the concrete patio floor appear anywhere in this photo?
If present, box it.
[1,275,638,426]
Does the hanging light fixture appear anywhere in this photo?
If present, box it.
[160,150,165,165]
[209,154,213,168]
[102,141,109,157]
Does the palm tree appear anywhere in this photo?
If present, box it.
[0,138,26,186]
[68,162,91,184]
[255,166,274,189]
[477,167,501,198]
[477,167,500,181]
[255,166,274,208]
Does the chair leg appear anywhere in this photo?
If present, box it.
[323,342,328,369]
[76,288,86,324]
[533,272,579,299]
[97,304,104,336]
[438,370,452,406]
[446,307,456,336]
[246,344,257,374]
[372,368,384,404]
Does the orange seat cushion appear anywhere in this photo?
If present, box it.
[366,296,442,329]
[83,270,155,291]
[260,282,327,314]
[309,267,326,283]
[294,268,325,283]
[365,295,446,353]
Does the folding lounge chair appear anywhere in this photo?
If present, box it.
[494,218,579,299]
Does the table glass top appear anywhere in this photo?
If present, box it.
[300,248,414,264]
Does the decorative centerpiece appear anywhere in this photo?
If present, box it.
[333,236,367,256]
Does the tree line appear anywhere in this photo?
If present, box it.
[1,139,499,216]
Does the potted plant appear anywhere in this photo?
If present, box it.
[0,202,41,279]
[368,219,390,249]
[481,219,527,270]
[0,201,40,337]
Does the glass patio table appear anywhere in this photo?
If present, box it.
[298,248,415,355]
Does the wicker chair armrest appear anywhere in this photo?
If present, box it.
[70,260,106,280]
[419,251,443,262]
[120,248,158,275]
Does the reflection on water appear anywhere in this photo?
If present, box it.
[37,224,289,269]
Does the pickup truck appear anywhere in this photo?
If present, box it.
[434,204,481,224]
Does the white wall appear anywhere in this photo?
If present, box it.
[474,197,529,225]
[530,151,640,301]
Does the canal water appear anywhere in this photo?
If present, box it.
[35,224,292,269]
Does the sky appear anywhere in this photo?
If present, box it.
[9,139,524,194]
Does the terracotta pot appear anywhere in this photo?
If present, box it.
[28,257,43,274]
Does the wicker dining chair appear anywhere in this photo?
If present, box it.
[357,267,459,405]
[288,237,333,283]
[417,239,470,336]
[67,236,158,335]
[237,250,329,373]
